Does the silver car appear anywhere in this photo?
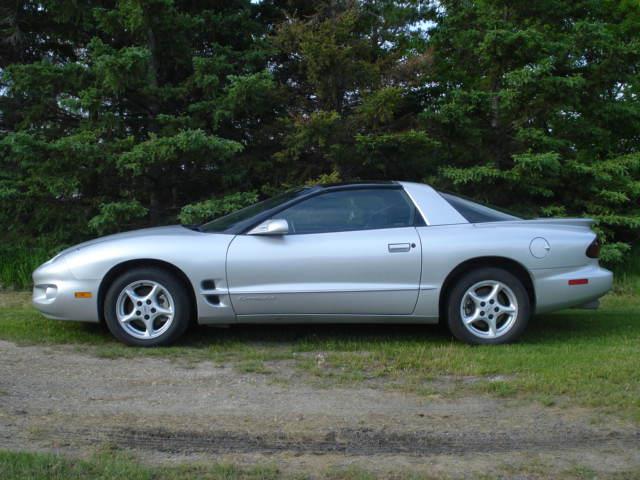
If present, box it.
[32,181,612,346]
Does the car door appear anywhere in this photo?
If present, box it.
[226,187,422,317]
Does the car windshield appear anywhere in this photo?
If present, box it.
[439,192,524,223]
[198,188,309,233]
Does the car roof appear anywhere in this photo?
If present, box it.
[315,180,400,191]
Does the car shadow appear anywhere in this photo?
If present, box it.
[172,308,630,348]
[75,307,631,348]
[177,321,451,348]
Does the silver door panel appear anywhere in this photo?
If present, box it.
[231,289,419,315]
[226,228,421,315]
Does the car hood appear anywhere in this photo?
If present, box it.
[56,225,201,257]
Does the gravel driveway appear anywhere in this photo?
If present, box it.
[1,339,638,477]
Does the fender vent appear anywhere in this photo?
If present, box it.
[201,279,216,290]
[205,295,220,305]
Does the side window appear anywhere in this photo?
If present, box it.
[274,188,418,234]
[438,192,522,223]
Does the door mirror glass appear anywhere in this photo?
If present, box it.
[247,218,289,236]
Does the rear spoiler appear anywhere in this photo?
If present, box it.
[476,218,596,229]
[522,218,595,228]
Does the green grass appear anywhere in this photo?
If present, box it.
[2,449,639,480]
[0,450,282,480]
[1,289,639,421]
[611,244,640,293]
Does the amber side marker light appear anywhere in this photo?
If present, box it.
[74,292,92,298]
[568,279,589,286]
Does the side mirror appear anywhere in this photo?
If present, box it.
[248,218,289,236]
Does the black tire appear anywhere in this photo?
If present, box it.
[104,267,192,346]
[446,267,530,345]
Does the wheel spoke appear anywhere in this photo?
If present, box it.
[486,316,497,337]
[119,310,138,324]
[154,305,172,316]
[464,310,480,324]
[501,304,516,314]
[467,291,483,304]
[487,282,500,301]
[145,284,159,302]
[125,287,142,304]
[142,317,154,337]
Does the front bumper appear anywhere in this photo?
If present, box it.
[532,263,613,314]
[32,258,100,322]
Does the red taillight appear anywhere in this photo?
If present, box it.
[586,238,600,258]
[568,279,589,285]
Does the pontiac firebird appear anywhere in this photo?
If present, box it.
[32,181,612,346]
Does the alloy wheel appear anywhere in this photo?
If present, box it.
[115,280,175,340]
[460,280,518,339]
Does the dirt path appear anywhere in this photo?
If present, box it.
[1,340,638,477]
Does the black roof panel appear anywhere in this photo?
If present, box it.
[318,180,399,190]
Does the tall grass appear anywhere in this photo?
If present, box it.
[611,244,640,296]
[0,245,56,290]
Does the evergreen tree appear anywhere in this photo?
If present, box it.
[420,0,640,261]
[0,0,275,244]
[269,0,435,182]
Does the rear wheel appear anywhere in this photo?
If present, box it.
[447,268,530,345]
[104,267,191,346]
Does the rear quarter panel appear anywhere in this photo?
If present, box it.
[414,223,596,317]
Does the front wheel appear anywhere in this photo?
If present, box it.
[447,268,530,345]
[104,267,191,346]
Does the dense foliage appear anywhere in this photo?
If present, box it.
[1,0,639,284]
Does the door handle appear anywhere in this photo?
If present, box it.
[388,243,411,253]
